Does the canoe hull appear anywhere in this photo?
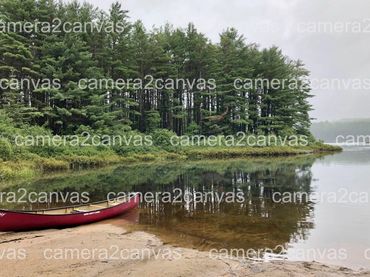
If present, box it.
[0,195,139,232]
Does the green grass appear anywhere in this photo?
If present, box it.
[0,142,341,181]
[180,142,341,159]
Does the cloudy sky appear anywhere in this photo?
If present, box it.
[81,0,370,122]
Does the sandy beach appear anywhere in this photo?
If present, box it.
[0,221,369,277]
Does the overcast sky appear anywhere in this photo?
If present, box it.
[80,0,370,122]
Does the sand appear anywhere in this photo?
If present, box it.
[0,223,369,277]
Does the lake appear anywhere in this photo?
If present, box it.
[1,146,369,269]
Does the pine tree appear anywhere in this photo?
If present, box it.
[0,0,314,138]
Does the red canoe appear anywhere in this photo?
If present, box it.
[0,194,140,232]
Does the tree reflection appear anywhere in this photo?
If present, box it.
[2,156,317,257]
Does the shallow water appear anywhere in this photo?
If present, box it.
[1,147,370,269]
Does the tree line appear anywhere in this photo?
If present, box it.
[0,0,313,137]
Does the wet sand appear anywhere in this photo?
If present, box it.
[0,221,369,277]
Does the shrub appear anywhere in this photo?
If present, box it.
[185,122,201,135]
[151,129,177,148]
[113,145,158,156]
[145,110,161,132]
[0,139,13,161]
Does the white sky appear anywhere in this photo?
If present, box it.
[79,0,370,122]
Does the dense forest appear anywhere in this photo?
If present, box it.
[0,0,313,138]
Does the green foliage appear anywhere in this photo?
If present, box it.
[0,0,332,181]
[0,139,13,161]
[185,122,201,135]
[145,110,161,132]
[151,129,177,148]
[0,0,312,138]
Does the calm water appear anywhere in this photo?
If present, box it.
[1,147,370,269]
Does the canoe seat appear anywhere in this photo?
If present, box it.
[71,209,89,213]
[90,204,107,209]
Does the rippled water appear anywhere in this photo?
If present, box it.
[1,147,370,269]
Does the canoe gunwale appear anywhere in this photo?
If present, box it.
[0,193,139,217]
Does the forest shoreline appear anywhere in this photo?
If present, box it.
[0,221,368,277]
[0,143,341,181]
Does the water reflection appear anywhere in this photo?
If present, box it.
[130,157,316,252]
[0,156,318,257]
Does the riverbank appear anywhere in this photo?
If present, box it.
[0,143,341,181]
[0,220,367,277]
